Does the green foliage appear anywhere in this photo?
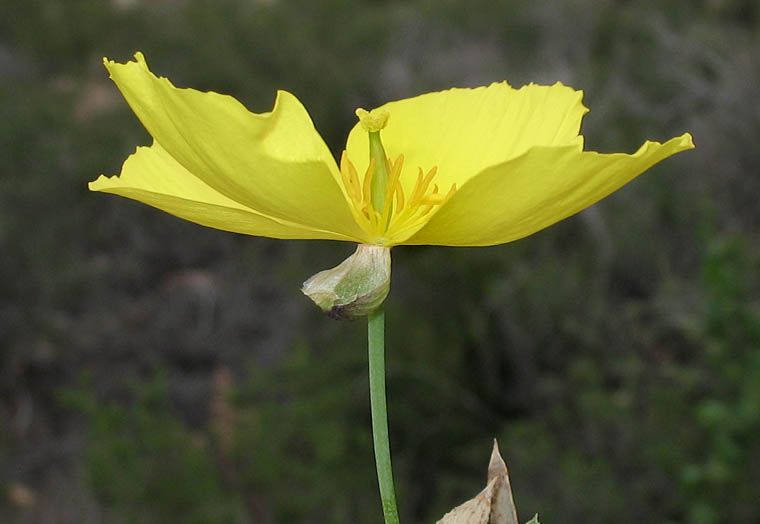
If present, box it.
[231,340,378,524]
[680,237,760,523]
[62,373,242,524]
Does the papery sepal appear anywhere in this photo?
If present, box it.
[302,244,391,320]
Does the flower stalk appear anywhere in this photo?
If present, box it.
[368,305,400,524]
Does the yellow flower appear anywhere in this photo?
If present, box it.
[90,52,694,247]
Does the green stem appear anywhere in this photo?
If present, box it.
[368,305,400,524]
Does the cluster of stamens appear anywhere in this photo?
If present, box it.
[339,151,456,243]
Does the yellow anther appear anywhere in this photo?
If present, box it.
[362,158,375,209]
[339,151,362,203]
[355,108,390,132]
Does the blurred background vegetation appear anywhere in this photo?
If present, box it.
[1,0,759,523]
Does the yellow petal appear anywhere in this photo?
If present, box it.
[345,82,588,194]
[103,53,365,240]
[404,133,694,246]
[90,141,365,241]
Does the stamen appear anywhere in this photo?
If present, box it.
[381,155,404,219]
[421,166,438,191]
[339,150,456,243]
[362,158,375,208]
[394,180,405,212]
[340,152,362,203]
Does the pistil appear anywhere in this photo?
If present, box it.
[346,107,457,244]
[356,108,392,213]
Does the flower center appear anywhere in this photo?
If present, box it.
[341,108,456,244]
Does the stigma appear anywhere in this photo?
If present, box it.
[355,108,390,132]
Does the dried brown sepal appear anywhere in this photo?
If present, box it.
[487,440,519,524]
[437,440,519,524]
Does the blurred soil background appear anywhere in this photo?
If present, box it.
[1,0,759,523]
